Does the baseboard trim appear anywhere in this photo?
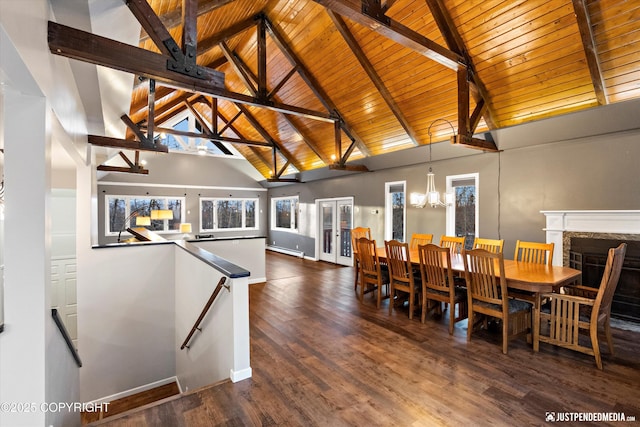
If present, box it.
[87,376,179,405]
[266,245,304,258]
[230,367,252,383]
[249,276,267,284]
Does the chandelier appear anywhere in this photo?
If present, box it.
[410,119,456,208]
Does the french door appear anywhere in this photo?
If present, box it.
[317,198,353,266]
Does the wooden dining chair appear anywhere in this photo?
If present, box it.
[514,240,554,265]
[418,243,468,334]
[463,248,532,354]
[511,240,556,303]
[410,233,433,250]
[439,235,466,254]
[535,243,626,369]
[385,240,422,320]
[355,237,388,308]
[473,237,504,253]
[351,227,371,291]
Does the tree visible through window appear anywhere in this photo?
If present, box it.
[446,174,478,250]
[272,196,299,232]
[200,198,259,231]
[105,195,185,235]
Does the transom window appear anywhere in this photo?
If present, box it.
[200,197,258,231]
[271,196,299,232]
[106,195,185,235]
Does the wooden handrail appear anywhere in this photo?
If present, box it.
[51,309,82,367]
[181,276,229,350]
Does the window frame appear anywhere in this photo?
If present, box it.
[104,194,186,237]
[385,181,406,242]
[445,173,479,245]
[199,197,259,232]
[270,195,299,233]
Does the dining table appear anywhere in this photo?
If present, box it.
[375,246,582,348]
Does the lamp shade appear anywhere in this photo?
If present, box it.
[150,209,173,220]
[179,223,192,233]
[135,216,151,226]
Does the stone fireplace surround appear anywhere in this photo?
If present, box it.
[542,210,640,325]
[542,210,640,266]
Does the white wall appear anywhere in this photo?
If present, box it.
[45,317,81,427]
[175,250,234,392]
[194,238,266,284]
[78,244,176,402]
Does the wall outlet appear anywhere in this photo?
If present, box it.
[296,245,299,249]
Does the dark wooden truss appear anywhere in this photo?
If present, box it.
[48,0,500,178]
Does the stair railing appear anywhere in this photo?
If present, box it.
[180,276,230,350]
[52,308,82,367]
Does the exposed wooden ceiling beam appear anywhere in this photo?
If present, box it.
[328,10,420,147]
[88,135,169,153]
[216,111,276,173]
[264,16,371,158]
[451,134,498,152]
[142,125,272,147]
[97,165,149,175]
[234,103,305,172]
[139,0,237,44]
[424,0,497,129]
[309,0,465,71]
[571,0,607,105]
[48,21,335,123]
[197,15,258,55]
[182,99,232,155]
[96,151,149,175]
[221,39,332,165]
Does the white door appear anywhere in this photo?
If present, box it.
[318,198,353,266]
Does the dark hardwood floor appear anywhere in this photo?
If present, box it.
[90,251,640,426]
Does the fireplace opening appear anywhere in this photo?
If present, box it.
[569,238,640,323]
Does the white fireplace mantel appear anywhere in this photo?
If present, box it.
[541,210,640,265]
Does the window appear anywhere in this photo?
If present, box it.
[446,173,479,250]
[271,196,299,232]
[385,181,406,242]
[105,195,185,235]
[200,197,258,231]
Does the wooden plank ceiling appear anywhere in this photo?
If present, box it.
[54,0,640,179]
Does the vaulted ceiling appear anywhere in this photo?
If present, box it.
[48,0,640,180]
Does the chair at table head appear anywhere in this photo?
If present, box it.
[418,243,468,334]
[439,235,465,254]
[355,236,387,308]
[385,240,421,320]
[463,248,531,354]
[472,237,504,254]
[514,240,554,265]
[410,233,433,250]
[535,243,626,369]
